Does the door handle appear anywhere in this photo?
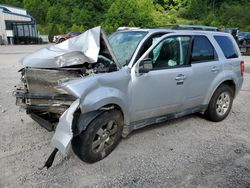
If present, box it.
[211,66,220,72]
[175,74,186,81]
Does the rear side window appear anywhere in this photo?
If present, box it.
[214,36,238,59]
[192,36,215,63]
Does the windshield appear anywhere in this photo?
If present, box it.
[108,31,147,65]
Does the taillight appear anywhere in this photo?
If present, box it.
[240,61,245,76]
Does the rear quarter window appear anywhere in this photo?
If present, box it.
[191,36,216,63]
[214,36,239,59]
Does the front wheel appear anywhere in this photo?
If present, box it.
[205,85,234,122]
[72,110,123,163]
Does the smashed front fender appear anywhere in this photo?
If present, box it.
[51,98,80,156]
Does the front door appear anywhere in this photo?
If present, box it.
[130,35,192,122]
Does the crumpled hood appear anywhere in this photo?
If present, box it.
[21,26,120,68]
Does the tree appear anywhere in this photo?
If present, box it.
[0,0,23,6]
[70,24,85,32]
[216,2,250,30]
[23,0,50,25]
[103,0,161,33]
[1,0,249,34]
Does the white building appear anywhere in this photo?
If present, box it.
[0,4,38,45]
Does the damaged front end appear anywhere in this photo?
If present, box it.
[15,67,79,131]
[14,26,120,164]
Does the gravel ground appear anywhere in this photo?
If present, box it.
[0,45,250,188]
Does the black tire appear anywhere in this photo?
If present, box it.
[71,110,123,163]
[205,84,234,122]
[58,38,65,43]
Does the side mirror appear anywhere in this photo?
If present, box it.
[139,58,153,74]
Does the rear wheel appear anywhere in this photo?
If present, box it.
[205,85,234,122]
[72,110,123,163]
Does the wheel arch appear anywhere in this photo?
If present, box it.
[205,79,236,106]
[100,103,125,118]
[78,86,130,124]
[221,80,236,97]
[72,103,127,136]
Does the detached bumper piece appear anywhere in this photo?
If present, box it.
[16,91,76,112]
[39,98,80,170]
[39,148,58,170]
[15,90,76,131]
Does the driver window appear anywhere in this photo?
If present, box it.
[134,33,167,63]
[147,36,191,69]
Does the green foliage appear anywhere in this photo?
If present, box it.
[1,0,250,35]
[102,0,159,33]
[0,0,23,7]
[23,0,49,25]
[70,24,85,32]
[216,1,250,31]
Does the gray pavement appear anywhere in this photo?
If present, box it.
[0,45,250,188]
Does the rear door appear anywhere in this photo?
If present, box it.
[185,35,223,109]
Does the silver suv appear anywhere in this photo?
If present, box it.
[15,26,244,164]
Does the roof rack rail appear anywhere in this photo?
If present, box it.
[148,24,219,31]
[117,27,141,31]
[116,25,220,32]
[174,25,219,31]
